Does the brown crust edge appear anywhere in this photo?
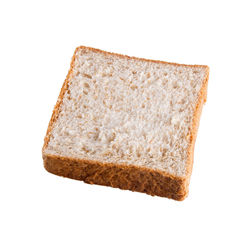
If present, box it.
[42,46,209,201]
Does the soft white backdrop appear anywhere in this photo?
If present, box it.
[0,0,249,249]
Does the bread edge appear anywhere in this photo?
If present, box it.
[185,66,209,189]
[42,46,209,201]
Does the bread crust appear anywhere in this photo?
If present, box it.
[42,46,209,201]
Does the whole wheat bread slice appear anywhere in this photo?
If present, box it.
[42,46,209,200]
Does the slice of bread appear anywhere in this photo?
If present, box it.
[42,46,209,200]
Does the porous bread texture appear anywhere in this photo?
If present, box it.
[44,47,207,178]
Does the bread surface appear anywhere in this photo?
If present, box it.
[42,46,209,200]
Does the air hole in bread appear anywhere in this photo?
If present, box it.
[83,73,92,79]
[84,82,90,88]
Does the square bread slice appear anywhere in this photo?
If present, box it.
[42,46,209,200]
